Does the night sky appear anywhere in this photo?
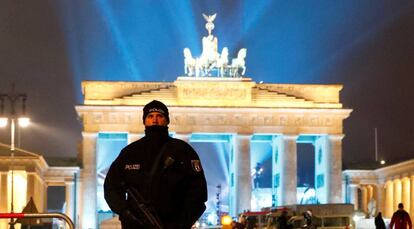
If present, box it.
[1,1,413,169]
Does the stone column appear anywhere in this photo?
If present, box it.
[81,132,98,229]
[65,181,75,221]
[326,135,344,203]
[41,180,47,212]
[393,178,402,210]
[26,174,35,202]
[384,180,394,218]
[361,186,368,213]
[278,135,297,205]
[65,181,75,228]
[234,134,251,214]
[375,183,385,214]
[402,177,410,214]
[349,184,359,210]
[410,175,414,220]
[367,185,374,201]
[0,174,8,229]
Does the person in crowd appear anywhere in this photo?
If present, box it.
[375,212,386,229]
[303,210,320,229]
[390,203,412,229]
[277,210,291,229]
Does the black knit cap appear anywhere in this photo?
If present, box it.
[142,100,170,124]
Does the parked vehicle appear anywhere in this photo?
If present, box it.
[264,204,354,229]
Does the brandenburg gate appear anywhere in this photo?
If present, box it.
[76,76,351,228]
[75,14,352,228]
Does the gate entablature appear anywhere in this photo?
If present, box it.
[76,104,350,135]
[78,78,350,135]
[81,77,343,108]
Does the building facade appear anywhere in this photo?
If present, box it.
[343,159,414,219]
[0,142,79,229]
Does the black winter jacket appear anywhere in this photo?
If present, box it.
[104,126,207,229]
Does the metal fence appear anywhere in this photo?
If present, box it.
[0,212,75,229]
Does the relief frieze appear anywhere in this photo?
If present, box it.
[89,110,337,129]
[294,116,304,126]
[188,115,196,125]
[181,87,247,100]
[279,115,288,125]
[264,116,273,125]
[90,112,137,124]
[92,112,104,123]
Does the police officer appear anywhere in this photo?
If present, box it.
[104,100,208,229]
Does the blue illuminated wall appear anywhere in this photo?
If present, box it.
[315,135,329,203]
[96,132,128,212]
[190,133,232,217]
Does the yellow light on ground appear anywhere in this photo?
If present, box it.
[18,117,30,127]
[0,117,7,127]
[221,215,232,226]
[380,160,386,165]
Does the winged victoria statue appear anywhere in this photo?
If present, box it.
[183,13,247,78]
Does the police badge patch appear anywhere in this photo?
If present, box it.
[191,160,202,172]
[125,164,140,170]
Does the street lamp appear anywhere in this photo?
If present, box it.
[0,84,30,229]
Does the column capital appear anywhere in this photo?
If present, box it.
[235,134,253,142]
[392,176,402,181]
[81,131,98,138]
[172,133,190,137]
[173,133,191,142]
[349,183,360,188]
[236,133,252,137]
[377,178,386,185]
[64,180,75,186]
[401,176,410,181]
[385,179,394,185]
[360,185,368,191]
[128,133,142,138]
[375,183,385,189]
[327,134,345,141]
[279,134,298,140]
